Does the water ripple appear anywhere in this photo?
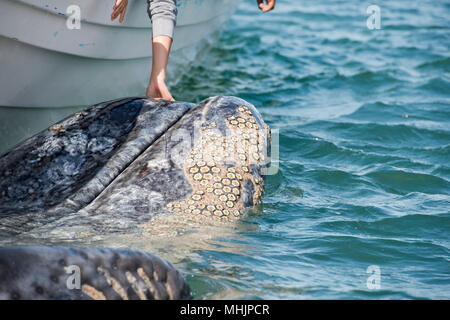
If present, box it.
[172,0,450,299]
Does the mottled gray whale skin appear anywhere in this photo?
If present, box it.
[0,96,271,300]
[0,96,270,235]
[0,246,191,300]
[0,97,194,235]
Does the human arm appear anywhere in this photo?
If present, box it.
[146,35,174,100]
[146,0,178,100]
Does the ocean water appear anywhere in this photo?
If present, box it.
[168,0,450,299]
[1,0,449,300]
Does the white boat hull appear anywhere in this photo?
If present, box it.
[0,0,239,108]
[0,0,239,154]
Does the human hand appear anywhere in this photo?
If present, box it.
[111,0,128,23]
[146,77,174,101]
[257,0,276,12]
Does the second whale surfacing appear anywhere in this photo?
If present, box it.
[0,96,271,299]
[0,246,191,300]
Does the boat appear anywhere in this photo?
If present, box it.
[0,0,240,153]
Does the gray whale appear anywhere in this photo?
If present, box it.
[0,96,271,299]
[0,246,191,300]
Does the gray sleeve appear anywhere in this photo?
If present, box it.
[147,0,178,39]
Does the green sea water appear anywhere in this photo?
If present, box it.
[1,0,448,300]
[168,0,450,299]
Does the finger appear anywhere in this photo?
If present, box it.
[111,8,120,20]
[161,88,174,101]
[111,3,125,20]
[119,6,126,23]
[166,91,175,101]
[111,1,125,20]
[116,2,126,13]
[261,0,275,12]
[113,0,121,10]
[111,9,120,20]
[256,0,263,10]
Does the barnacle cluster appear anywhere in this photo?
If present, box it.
[166,105,268,221]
